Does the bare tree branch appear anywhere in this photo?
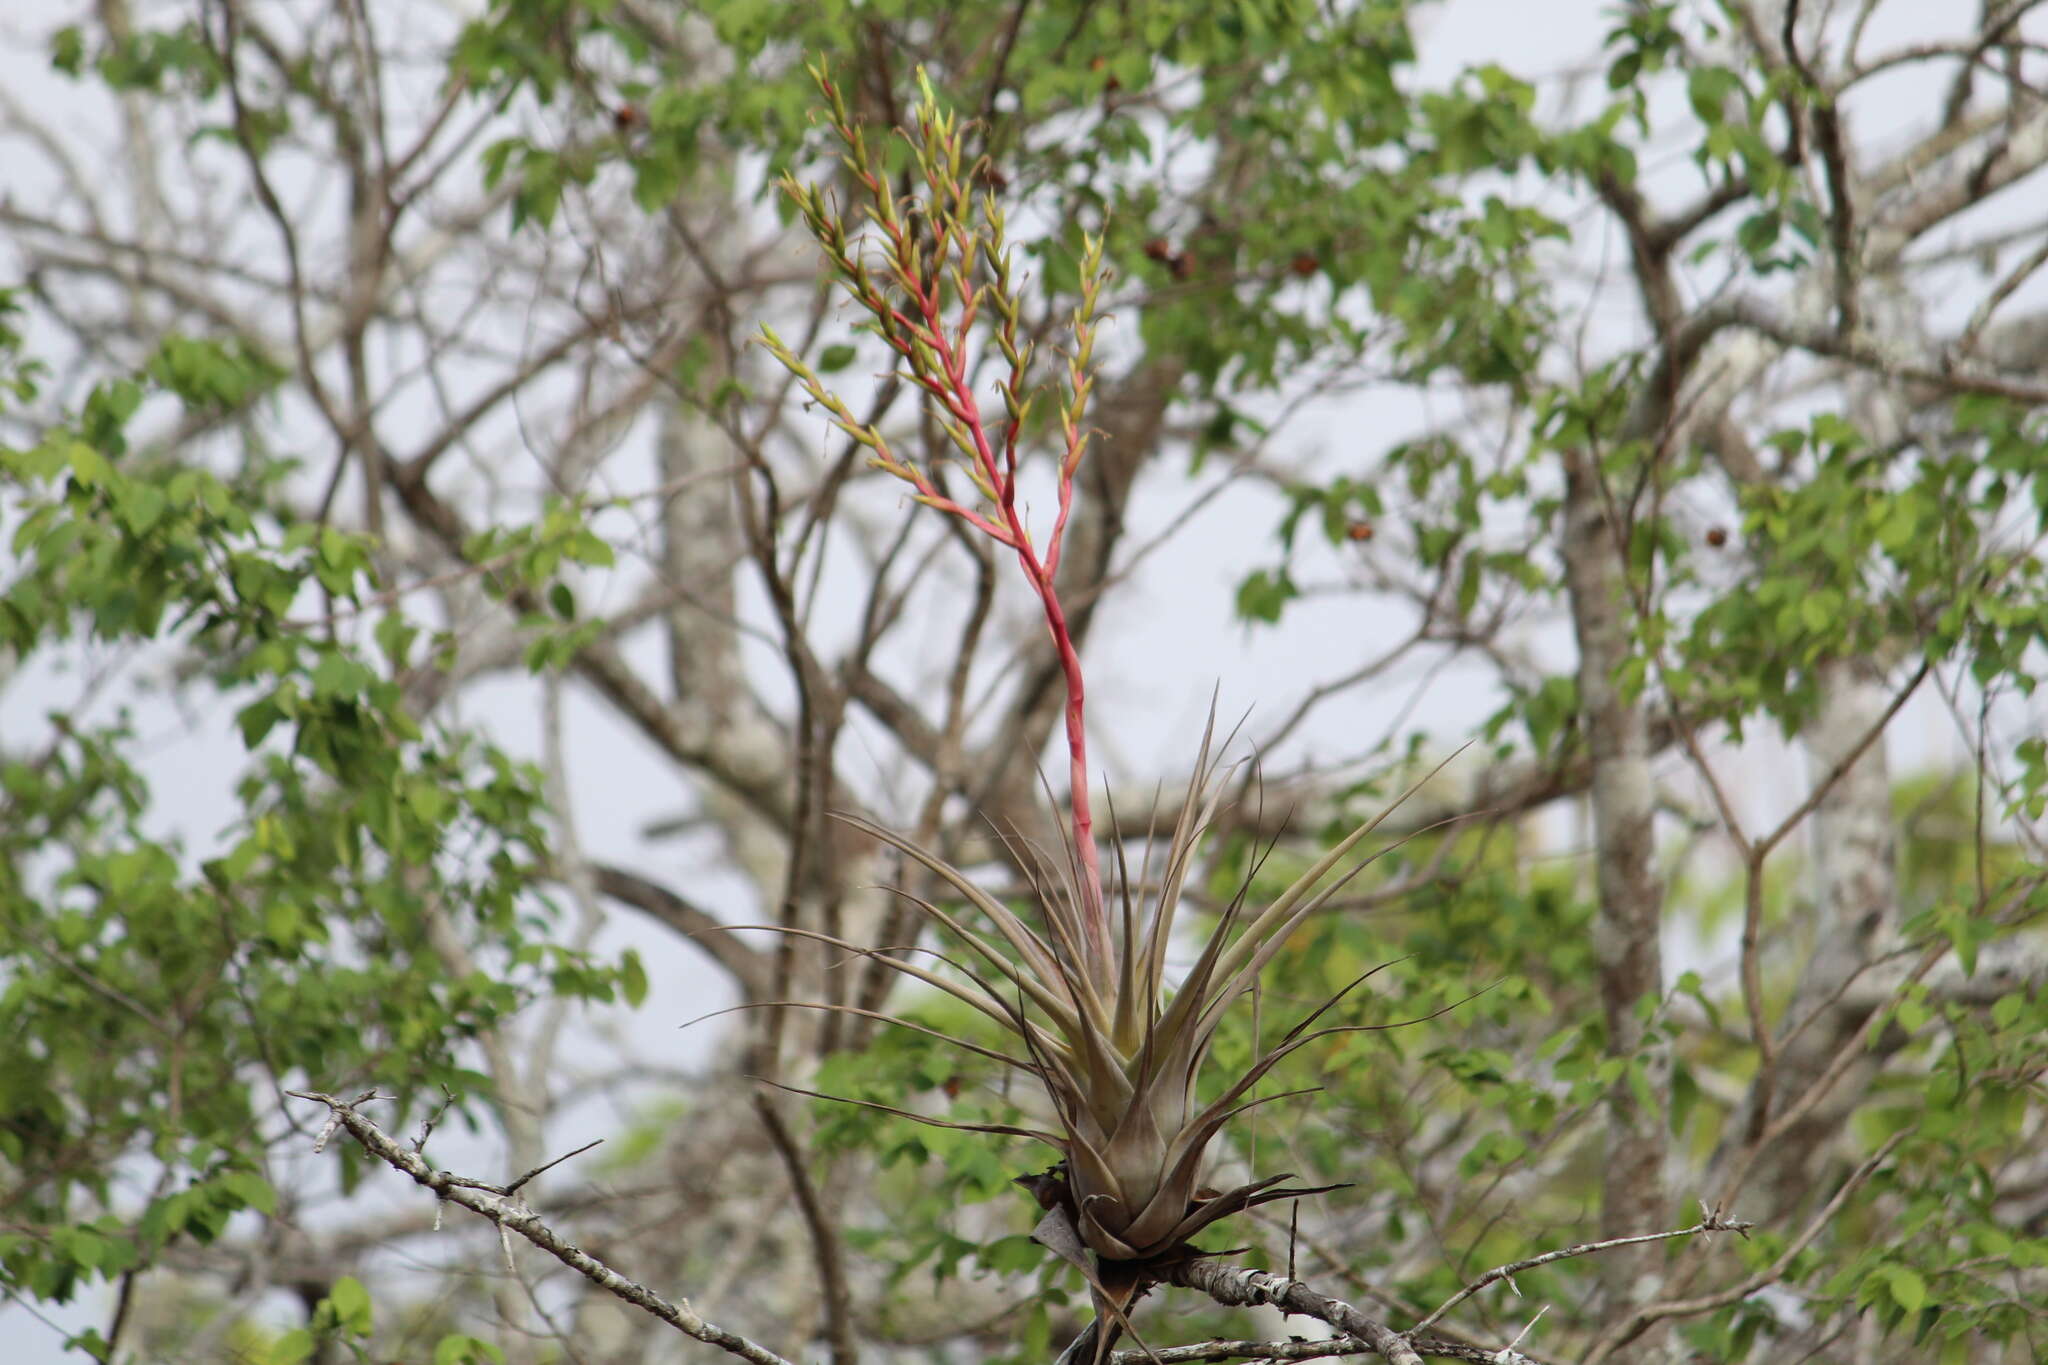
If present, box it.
[287,1092,797,1365]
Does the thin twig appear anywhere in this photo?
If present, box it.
[1408,1211,1753,1336]
[504,1138,603,1196]
[287,1091,795,1365]
[752,1096,857,1365]
[1583,1132,1910,1364]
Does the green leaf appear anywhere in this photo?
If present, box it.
[236,697,282,748]
[1457,554,1482,617]
[66,439,112,488]
[979,1233,1048,1274]
[219,1170,276,1216]
[122,484,168,533]
[435,1335,506,1365]
[817,344,858,373]
[50,25,86,75]
[328,1275,374,1336]
[1886,1265,1928,1313]
[1234,567,1298,624]
[632,151,683,212]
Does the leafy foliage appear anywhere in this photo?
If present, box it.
[0,328,631,1329]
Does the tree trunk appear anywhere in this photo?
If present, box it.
[1560,447,1670,1305]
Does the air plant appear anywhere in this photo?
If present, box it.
[760,66,1450,1357]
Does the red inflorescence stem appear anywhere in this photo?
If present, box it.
[778,68,1113,979]
[908,285,1110,967]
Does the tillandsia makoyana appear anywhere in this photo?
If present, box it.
[760,65,1448,1359]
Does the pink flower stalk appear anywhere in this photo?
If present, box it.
[760,73,1446,1362]
[761,64,1112,981]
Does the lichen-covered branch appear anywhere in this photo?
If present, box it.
[287,1092,796,1365]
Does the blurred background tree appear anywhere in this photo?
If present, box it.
[1,1,2045,1362]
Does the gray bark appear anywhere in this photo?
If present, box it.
[1560,447,1670,1303]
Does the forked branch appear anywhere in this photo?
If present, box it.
[287,1091,796,1365]
[1407,1208,1753,1336]
[1136,1208,1752,1365]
